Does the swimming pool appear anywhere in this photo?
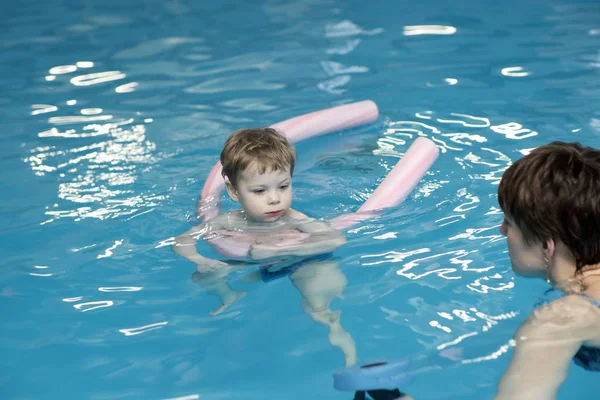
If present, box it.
[2,0,599,398]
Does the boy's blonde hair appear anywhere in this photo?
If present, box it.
[220,127,297,187]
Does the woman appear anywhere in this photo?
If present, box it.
[493,141,600,399]
[341,142,600,400]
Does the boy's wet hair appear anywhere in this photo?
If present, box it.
[220,127,297,187]
[498,141,600,270]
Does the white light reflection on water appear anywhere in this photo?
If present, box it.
[467,275,515,294]
[31,104,58,115]
[115,82,138,93]
[29,272,53,277]
[48,115,114,125]
[49,65,77,75]
[98,287,142,292]
[402,250,475,280]
[70,71,127,86]
[119,321,168,336]
[97,239,124,259]
[501,66,530,77]
[491,122,537,140]
[450,224,504,245]
[436,113,490,128]
[362,248,431,267]
[461,340,516,364]
[76,61,94,68]
[63,296,83,302]
[430,320,452,333]
[426,78,458,87]
[403,25,457,36]
[163,394,199,400]
[26,63,165,222]
[363,248,482,281]
[73,300,115,312]
[437,332,479,350]
[80,108,103,115]
[28,126,161,219]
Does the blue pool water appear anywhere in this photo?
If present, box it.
[1,0,599,399]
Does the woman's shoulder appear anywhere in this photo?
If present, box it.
[526,294,600,334]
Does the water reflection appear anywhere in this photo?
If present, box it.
[73,300,115,312]
[403,25,457,36]
[49,65,77,74]
[70,71,127,86]
[119,321,168,336]
[25,64,163,222]
[325,20,383,37]
[501,66,530,77]
[31,104,58,115]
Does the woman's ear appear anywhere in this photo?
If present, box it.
[543,237,556,259]
[225,180,239,202]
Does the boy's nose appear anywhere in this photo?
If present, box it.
[267,191,280,205]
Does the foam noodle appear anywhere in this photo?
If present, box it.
[329,137,439,230]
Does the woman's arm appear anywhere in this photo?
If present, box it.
[494,297,590,400]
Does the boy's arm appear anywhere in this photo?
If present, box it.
[249,213,346,260]
[172,221,228,271]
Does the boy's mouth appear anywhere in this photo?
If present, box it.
[265,210,282,217]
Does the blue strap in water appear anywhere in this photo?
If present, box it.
[579,293,600,308]
[333,359,411,392]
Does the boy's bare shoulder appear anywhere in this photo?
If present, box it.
[286,209,311,220]
[208,210,245,229]
[285,209,337,234]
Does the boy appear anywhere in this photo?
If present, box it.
[172,127,355,366]
[173,127,346,270]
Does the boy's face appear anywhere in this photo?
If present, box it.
[226,162,292,223]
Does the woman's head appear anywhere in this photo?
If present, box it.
[498,141,600,271]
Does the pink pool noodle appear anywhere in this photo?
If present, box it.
[329,137,439,230]
[199,100,379,221]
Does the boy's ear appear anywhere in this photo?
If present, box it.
[225,180,239,202]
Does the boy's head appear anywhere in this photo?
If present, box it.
[498,141,600,270]
[220,127,297,222]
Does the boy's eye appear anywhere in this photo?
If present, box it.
[252,189,265,194]
[279,185,289,190]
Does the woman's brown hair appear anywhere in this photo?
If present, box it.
[498,141,600,270]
